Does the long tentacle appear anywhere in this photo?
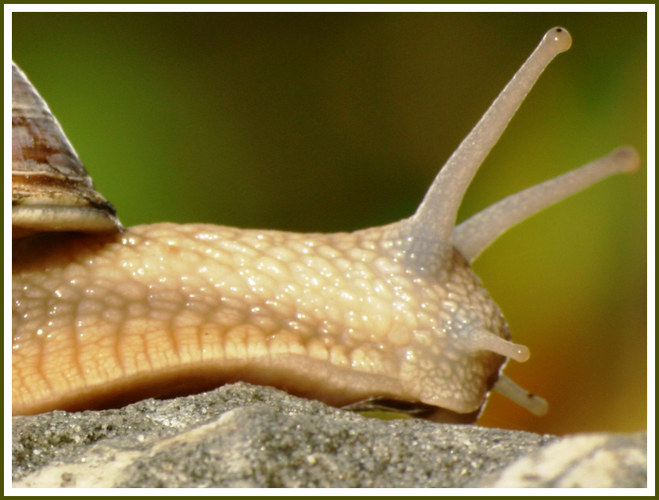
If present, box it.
[401,28,572,272]
[454,147,640,262]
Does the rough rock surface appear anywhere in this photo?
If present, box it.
[478,431,647,488]
[12,383,647,488]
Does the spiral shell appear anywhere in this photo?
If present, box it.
[11,63,122,239]
[10,29,640,420]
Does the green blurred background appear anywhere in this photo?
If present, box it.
[12,12,646,435]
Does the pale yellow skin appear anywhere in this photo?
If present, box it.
[13,28,639,421]
[13,222,506,417]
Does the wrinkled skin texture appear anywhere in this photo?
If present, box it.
[13,223,507,418]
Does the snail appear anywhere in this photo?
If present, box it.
[12,27,639,422]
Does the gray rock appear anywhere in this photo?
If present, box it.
[12,383,646,488]
[472,431,647,488]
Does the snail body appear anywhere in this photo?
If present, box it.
[12,28,639,420]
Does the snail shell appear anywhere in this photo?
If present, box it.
[11,28,639,420]
[12,63,122,239]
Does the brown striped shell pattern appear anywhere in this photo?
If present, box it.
[12,28,639,421]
